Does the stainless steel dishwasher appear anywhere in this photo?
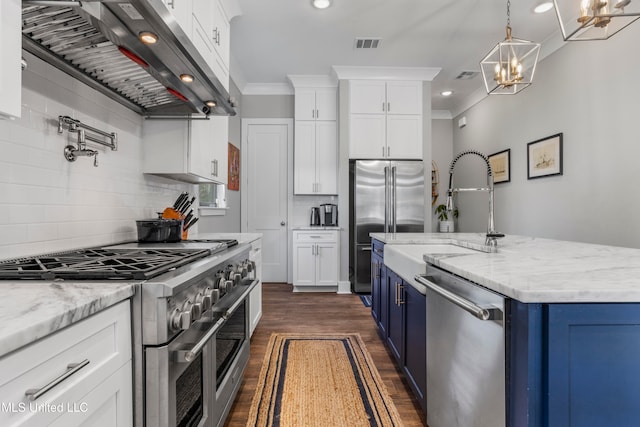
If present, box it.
[415,265,506,427]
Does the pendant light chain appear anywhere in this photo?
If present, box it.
[506,0,511,27]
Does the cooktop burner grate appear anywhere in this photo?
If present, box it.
[0,248,211,280]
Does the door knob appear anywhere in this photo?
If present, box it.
[280,221,286,226]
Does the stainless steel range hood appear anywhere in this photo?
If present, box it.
[22,1,236,117]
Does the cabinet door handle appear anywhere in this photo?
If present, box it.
[398,284,405,305]
[382,146,385,157]
[387,146,390,157]
[382,102,385,112]
[316,109,319,119]
[387,102,391,112]
[211,159,218,177]
[167,0,175,8]
[395,282,399,305]
[312,109,315,119]
[25,359,90,401]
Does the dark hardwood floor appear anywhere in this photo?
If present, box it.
[224,283,427,427]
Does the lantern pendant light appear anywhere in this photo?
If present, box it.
[480,0,541,95]
[553,0,640,40]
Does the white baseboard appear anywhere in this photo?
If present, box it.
[337,281,352,294]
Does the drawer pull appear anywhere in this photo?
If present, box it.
[25,359,90,401]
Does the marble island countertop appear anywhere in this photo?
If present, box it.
[373,232,640,303]
[0,232,262,358]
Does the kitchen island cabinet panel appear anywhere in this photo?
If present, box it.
[386,269,404,363]
[510,301,640,427]
[403,282,426,408]
[375,257,426,411]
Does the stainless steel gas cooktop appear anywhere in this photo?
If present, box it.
[0,248,211,280]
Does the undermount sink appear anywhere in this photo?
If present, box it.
[392,244,480,261]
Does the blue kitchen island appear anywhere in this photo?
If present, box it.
[371,232,640,427]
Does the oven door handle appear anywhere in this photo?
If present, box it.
[175,317,226,363]
[223,278,259,319]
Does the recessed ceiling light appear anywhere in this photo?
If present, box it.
[206,100,217,107]
[138,31,158,44]
[441,90,453,97]
[533,2,553,13]
[180,74,194,83]
[312,0,331,9]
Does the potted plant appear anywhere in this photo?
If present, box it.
[435,204,459,232]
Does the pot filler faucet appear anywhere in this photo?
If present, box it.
[446,150,504,248]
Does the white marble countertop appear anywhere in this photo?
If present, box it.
[0,282,136,358]
[372,232,640,303]
[191,232,262,245]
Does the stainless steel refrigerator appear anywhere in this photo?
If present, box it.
[349,160,425,293]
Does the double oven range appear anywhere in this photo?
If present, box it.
[0,239,258,427]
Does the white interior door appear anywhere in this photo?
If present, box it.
[242,120,289,282]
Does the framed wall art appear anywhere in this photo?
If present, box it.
[488,149,510,184]
[228,143,240,191]
[527,133,563,179]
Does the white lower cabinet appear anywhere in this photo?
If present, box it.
[249,238,263,336]
[0,301,133,426]
[292,230,339,291]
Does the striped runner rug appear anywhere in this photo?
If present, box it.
[246,333,403,427]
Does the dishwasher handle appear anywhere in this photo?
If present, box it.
[415,275,502,321]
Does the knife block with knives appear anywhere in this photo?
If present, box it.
[163,192,199,240]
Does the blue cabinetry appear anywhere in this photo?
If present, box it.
[371,239,426,411]
[510,302,640,427]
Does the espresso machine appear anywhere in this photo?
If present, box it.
[319,203,338,226]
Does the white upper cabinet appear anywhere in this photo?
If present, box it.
[191,0,230,89]
[142,116,228,184]
[293,85,338,195]
[0,0,21,119]
[162,0,193,35]
[349,80,423,159]
[294,88,337,121]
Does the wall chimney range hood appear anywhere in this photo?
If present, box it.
[22,1,236,117]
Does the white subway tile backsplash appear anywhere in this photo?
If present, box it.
[0,55,193,259]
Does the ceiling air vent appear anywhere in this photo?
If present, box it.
[355,38,381,49]
[455,71,479,80]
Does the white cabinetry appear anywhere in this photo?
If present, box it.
[0,301,132,426]
[143,116,228,184]
[0,0,21,119]
[249,238,262,336]
[192,0,231,90]
[162,0,193,35]
[292,230,339,292]
[294,87,338,195]
[349,80,423,159]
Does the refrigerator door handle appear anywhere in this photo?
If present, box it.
[391,166,397,233]
[384,166,390,233]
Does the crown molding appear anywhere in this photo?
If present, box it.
[287,75,338,89]
[331,66,441,81]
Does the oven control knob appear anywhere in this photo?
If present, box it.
[246,260,255,273]
[191,303,202,321]
[170,307,192,330]
[224,280,233,294]
[233,273,242,286]
[204,287,220,304]
[195,292,212,312]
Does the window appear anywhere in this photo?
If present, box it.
[199,184,226,208]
